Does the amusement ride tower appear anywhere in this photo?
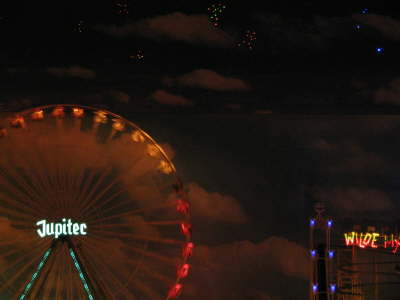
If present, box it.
[309,201,336,300]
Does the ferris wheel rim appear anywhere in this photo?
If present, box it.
[0,104,192,299]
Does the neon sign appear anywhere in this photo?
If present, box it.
[344,231,400,254]
[36,219,87,239]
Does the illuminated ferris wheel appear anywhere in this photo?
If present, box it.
[0,105,192,299]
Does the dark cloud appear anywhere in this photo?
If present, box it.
[151,90,193,107]
[372,78,400,105]
[95,12,235,47]
[352,13,400,41]
[187,182,248,223]
[315,187,394,214]
[45,65,96,79]
[163,69,252,92]
[184,237,308,300]
[310,139,385,173]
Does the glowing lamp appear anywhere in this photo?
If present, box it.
[181,222,192,239]
[182,242,194,259]
[158,160,173,174]
[327,220,333,227]
[147,144,159,157]
[330,284,336,293]
[310,249,316,257]
[10,115,25,128]
[112,119,125,131]
[361,8,368,14]
[52,107,65,118]
[376,47,384,53]
[94,111,107,123]
[131,130,145,142]
[168,284,183,299]
[31,110,44,120]
[328,250,334,258]
[312,284,318,293]
[176,199,190,215]
[310,219,315,227]
[72,108,84,118]
[177,264,190,279]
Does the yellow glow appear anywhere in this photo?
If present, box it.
[131,130,145,142]
[158,160,173,174]
[72,108,84,118]
[52,107,65,118]
[94,111,107,123]
[10,115,26,128]
[31,110,44,120]
[112,119,125,131]
[371,233,379,248]
[147,144,159,157]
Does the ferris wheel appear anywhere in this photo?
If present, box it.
[0,105,192,299]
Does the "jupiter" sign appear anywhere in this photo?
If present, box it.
[36,219,87,239]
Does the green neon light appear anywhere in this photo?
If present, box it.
[18,248,53,300]
[69,248,95,300]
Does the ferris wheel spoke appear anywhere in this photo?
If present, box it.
[55,247,66,300]
[76,250,118,300]
[4,143,57,201]
[0,235,39,248]
[75,169,103,212]
[130,274,164,300]
[0,200,39,221]
[91,220,182,230]
[123,244,179,267]
[89,228,184,245]
[0,170,45,215]
[1,167,45,208]
[0,239,50,294]
[84,202,174,225]
[19,149,57,200]
[81,187,130,221]
[139,263,176,288]
[76,240,136,299]
[78,166,114,215]
[78,171,123,218]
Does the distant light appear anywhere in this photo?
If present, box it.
[376,47,384,53]
[355,24,361,29]
[361,8,368,14]
[310,219,316,227]
[327,220,333,227]
[310,249,317,257]
[328,250,334,258]
[330,284,336,293]
[312,284,318,293]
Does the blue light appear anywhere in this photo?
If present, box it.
[376,47,384,53]
[313,284,318,293]
[361,8,368,14]
[310,219,315,227]
[327,220,333,227]
[328,250,334,258]
[311,249,317,257]
[330,284,336,293]
[355,24,361,29]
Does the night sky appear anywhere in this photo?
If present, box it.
[2,1,400,299]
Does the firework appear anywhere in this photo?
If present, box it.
[115,0,129,16]
[207,3,226,27]
[130,50,144,61]
[77,20,84,33]
[237,30,257,50]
